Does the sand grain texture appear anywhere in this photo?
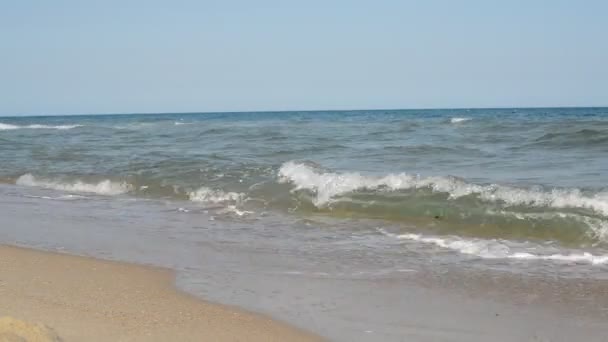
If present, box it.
[0,245,320,342]
[0,317,61,342]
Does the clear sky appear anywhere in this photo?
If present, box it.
[1,0,607,116]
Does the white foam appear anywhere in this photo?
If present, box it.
[450,117,471,123]
[16,174,131,195]
[395,232,512,258]
[0,123,82,130]
[0,123,19,130]
[391,231,608,265]
[26,124,82,129]
[174,121,193,126]
[188,187,244,204]
[508,251,608,264]
[278,161,419,206]
[278,161,608,216]
[220,205,254,216]
[23,194,88,201]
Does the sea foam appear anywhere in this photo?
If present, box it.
[278,161,608,216]
[450,117,471,124]
[16,174,131,195]
[188,186,244,204]
[174,121,194,126]
[0,123,82,130]
[392,232,608,265]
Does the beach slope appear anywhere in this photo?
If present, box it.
[0,245,320,342]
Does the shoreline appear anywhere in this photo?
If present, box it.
[2,240,608,341]
[0,244,322,341]
[2,185,608,341]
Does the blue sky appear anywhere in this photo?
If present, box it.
[1,0,607,115]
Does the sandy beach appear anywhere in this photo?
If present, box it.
[0,245,321,342]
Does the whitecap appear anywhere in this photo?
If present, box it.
[0,123,19,130]
[450,117,471,124]
[16,174,131,195]
[23,194,88,201]
[278,161,608,216]
[220,205,254,216]
[188,186,244,204]
[0,123,82,130]
[382,230,608,265]
[174,121,194,126]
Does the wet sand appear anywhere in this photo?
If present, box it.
[0,245,321,342]
[2,246,608,342]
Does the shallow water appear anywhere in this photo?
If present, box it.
[2,184,608,341]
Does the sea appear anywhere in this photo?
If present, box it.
[1,107,608,340]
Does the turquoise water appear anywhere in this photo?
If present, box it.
[2,107,608,266]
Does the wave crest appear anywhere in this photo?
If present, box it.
[450,117,471,124]
[188,187,244,204]
[392,232,608,265]
[278,161,608,216]
[16,174,131,195]
[0,123,82,130]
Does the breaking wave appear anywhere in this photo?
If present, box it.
[16,174,131,195]
[10,161,608,248]
[385,231,608,265]
[278,161,608,216]
[0,123,83,130]
[450,117,472,124]
[188,187,244,204]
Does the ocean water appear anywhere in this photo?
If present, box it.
[2,108,608,271]
[2,107,608,340]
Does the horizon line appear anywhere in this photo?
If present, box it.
[1,105,607,118]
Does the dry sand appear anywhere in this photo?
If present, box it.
[0,245,321,342]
